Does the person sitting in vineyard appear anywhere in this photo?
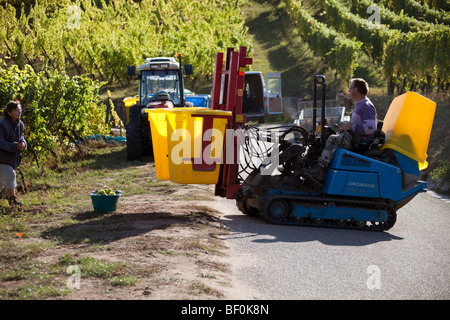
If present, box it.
[0,100,27,206]
[301,78,378,184]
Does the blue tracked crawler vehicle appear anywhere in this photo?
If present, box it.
[146,49,436,232]
[236,75,436,231]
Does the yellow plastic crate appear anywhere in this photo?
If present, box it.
[146,107,231,184]
[145,109,170,180]
[381,92,436,170]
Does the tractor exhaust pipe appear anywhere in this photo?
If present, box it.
[313,75,326,148]
[177,53,185,107]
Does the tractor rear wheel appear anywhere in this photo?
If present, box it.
[126,105,143,161]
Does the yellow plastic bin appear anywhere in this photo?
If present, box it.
[123,96,139,123]
[146,109,171,180]
[381,92,436,170]
[166,108,231,184]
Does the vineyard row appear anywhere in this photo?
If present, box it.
[283,0,449,93]
[0,0,251,83]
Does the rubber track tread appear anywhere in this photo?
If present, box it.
[260,194,396,231]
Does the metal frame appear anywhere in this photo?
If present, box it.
[211,47,252,199]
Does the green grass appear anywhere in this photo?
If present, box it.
[110,275,138,287]
[0,138,223,299]
[54,254,131,278]
[17,141,179,211]
[0,252,141,299]
[0,282,71,300]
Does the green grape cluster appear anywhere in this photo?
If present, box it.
[96,188,117,196]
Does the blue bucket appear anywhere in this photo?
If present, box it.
[90,190,121,213]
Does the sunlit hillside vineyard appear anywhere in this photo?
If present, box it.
[0,0,251,164]
[0,0,251,81]
[281,0,449,94]
[0,0,448,189]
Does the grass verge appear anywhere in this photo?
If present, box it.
[0,140,227,299]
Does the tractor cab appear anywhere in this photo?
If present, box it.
[124,56,193,123]
[138,57,183,108]
[124,55,193,161]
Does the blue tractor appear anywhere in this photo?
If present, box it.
[236,75,436,231]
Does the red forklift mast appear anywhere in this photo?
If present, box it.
[211,47,252,199]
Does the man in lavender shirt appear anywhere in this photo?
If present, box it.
[301,78,378,184]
